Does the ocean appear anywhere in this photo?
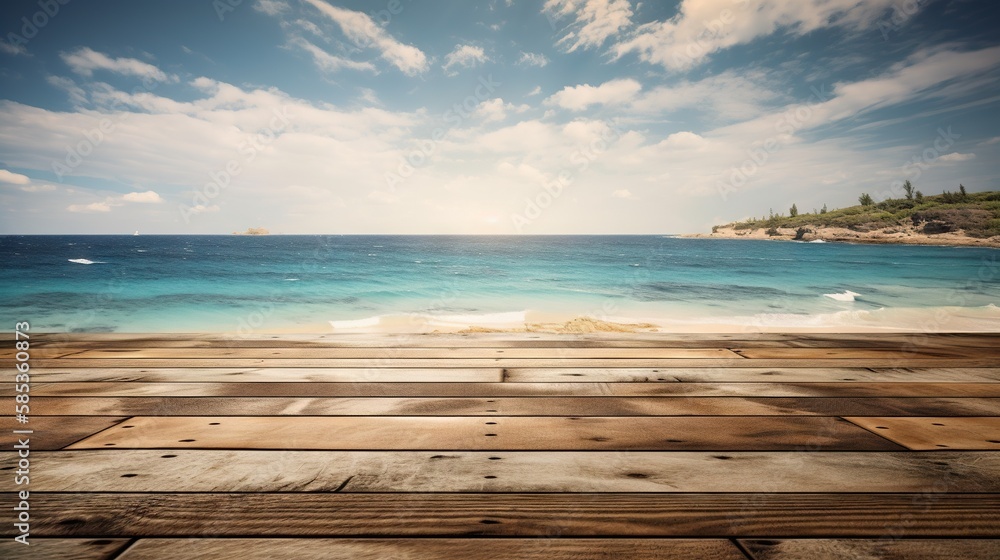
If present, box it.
[1,235,998,333]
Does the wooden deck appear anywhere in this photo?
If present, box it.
[3,332,1000,559]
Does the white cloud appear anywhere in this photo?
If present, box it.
[123,190,163,203]
[20,184,56,193]
[937,152,975,163]
[47,76,88,106]
[613,0,906,70]
[473,98,529,123]
[544,0,634,52]
[630,70,781,121]
[612,188,633,198]
[301,0,428,75]
[443,45,489,74]
[61,47,177,82]
[517,52,549,67]
[0,169,30,184]
[253,0,290,16]
[67,201,112,213]
[1,41,28,56]
[545,78,642,111]
[290,37,376,73]
[526,86,542,97]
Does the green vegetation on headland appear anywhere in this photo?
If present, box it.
[701,184,1000,247]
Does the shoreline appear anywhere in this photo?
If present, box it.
[682,225,1000,248]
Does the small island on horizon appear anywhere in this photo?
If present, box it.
[687,184,1000,248]
[232,227,270,236]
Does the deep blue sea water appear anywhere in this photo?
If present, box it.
[1,235,998,332]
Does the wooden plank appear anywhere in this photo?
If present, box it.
[12,381,1000,398]
[23,396,1000,417]
[12,493,1000,538]
[740,539,1000,560]
[733,347,1000,359]
[845,416,1000,450]
[504,367,1000,383]
[118,538,746,560]
[0,538,130,560]
[60,345,988,360]
[64,415,902,451]
[19,347,744,359]
[0,416,126,450]
[23,332,1000,346]
[18,357,1000,368]
[27,368,503,383]
[7,450,999,493]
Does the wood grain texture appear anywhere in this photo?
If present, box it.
[0,416,126,450]
[20,332,1000,346]
[0,538,130,560]
[17,358,1000,368]
[732,347,1000,359]
[117,538,746,560]
[26,367,504,383]
[739,539,1000,560]
[6,450,998,493]
[504,367,1000,383]
[12,381,1000,398]
[845,416,1000,450]
[31,347,743,359]
[23,396,1000,417]
[10,493,1000,538]
[64,415,902,451]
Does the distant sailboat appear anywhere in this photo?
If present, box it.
[133,230,140,236]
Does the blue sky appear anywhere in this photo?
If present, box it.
[1,0,998,233]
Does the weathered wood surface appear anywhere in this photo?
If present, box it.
[116,538,747,560]
[7,493,1000,538]
[14,380,1000,397]
[65,415,902,451]
[845,416,1000,450]
[739,539,1000,560]
[24,366,1000,383]
[21,396,1000,417]
[5,450,998,493]
[17,357,999,368]
[0,416,126,450]
[6,332,998,557]
[0,538,130,560]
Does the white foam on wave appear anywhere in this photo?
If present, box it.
[68,258,104,265]
[824,290,860,302]
[329,316,382,329]
[284,278,299,281]
[808,239,827,243]
[329,310,529,332]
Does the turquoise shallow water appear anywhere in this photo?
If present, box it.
[0,235,998,332]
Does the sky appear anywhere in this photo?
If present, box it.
[0,0,998,234]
